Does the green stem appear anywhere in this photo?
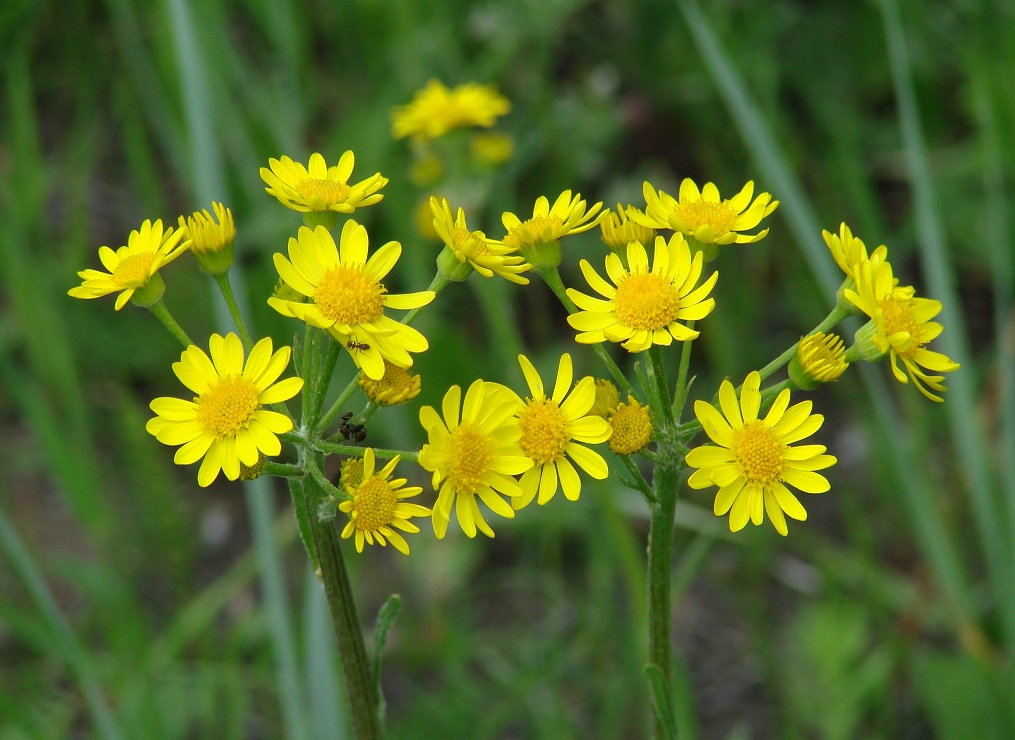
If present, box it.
[538,266,635,396]
[317,373,363,436]
[648,346,675,428]
[148,299,193,347]
[309,335,342,425]
[672,323,696,422]
[263,462,304,478]
[402,272,452,326]
[301,473,383,739]
[620,455,656,505]
[315,441,418,463]
[647,461,681,739]
[212,272,254,349]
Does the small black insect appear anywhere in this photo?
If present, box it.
[346,339,370,352]
[338,412,367,442]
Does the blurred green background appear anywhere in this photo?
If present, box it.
[2,0,1014,737]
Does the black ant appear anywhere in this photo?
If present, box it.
[346,339,370,352]
[338,411,367,442]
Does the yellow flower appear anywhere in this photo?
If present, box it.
[179,202,235,275]
[844,254,959,401]
[634,179,779,245]
[600,204,655,253]
[470,132,514,167]
[145,333,303,487]
[68,219,189,310]
[338,448,431,555]
[590,379,620,418]
[822,222,887,278]
[267,221,435,380]
[502,353,612,508]
[686,371,836,536]
[501,190,604,268]
[418,380,532,539]
[358,361,422,406]
[608,396,653,456]
[431,197,530,284]
[260,152,387,215]
[339,456,365,491]
[391,79,510,140]
[789,333,848,389]
[566,234,718,352]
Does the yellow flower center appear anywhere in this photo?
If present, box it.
[518,398,570,466]
[358,362,421,406]
[797,333,847,383]
[196,375,260,438]
[447,422,494,493]
[505,215,563,249]
[732,421,785,486]
[613,273,681,330]
[314,264,386,325]
[608,399,652,456]
[295,178,350,207]
[340,457,365,491]
[349,477,398,532]
[673,199,736,234]
[878,295,923,357]
[451,227,488,258]
[112,250,157,287]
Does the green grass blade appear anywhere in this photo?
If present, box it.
[878,0,1015,644]
[0,503,122,740]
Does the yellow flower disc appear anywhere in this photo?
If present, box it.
[518,399,570,466]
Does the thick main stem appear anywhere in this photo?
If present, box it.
[302,475,382,739]
[647,461,679,739]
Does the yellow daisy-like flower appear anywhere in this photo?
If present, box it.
[789,332,848,389]
[179,202,235,275]
[68,219,190,310]
[634,179,779,245]
[358,361,422,406]
[145,333,303,487]
[502,353,612,508]
[267,221,435,380]
[430,197,531,284]
[685,371,836,536]
[260,152,387,215]
[501,190,604,268]
[566,234,718,352]
[844,254,960,401]
[418,380,532,539]
[338,448,431,555]
[600,204,656,253]
[608,396,653,456]
[391,79,510,140]
[822,222,887,278]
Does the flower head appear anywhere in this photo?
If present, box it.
[267,221,435,380]
[358,361,422,406]
[822,222,887,278]
[260,152,387,217]
[68,219,189,310]
[391,79,510,140]
[591,378,620,418]
[566,234,718,352]
[501,354,612,508]
[844,254,959,401]
[608,396,653,456]
[634,179,778,246]
[179,202,235,274]
[501,191,603,269]
[146,333,303,487]
[470,132,514,167]
[338,449,430,555]
[686,371,836,536]
[431,197,530,284]
[789,332,848,389]
[600,204,656,253]
[418,380,532,538]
